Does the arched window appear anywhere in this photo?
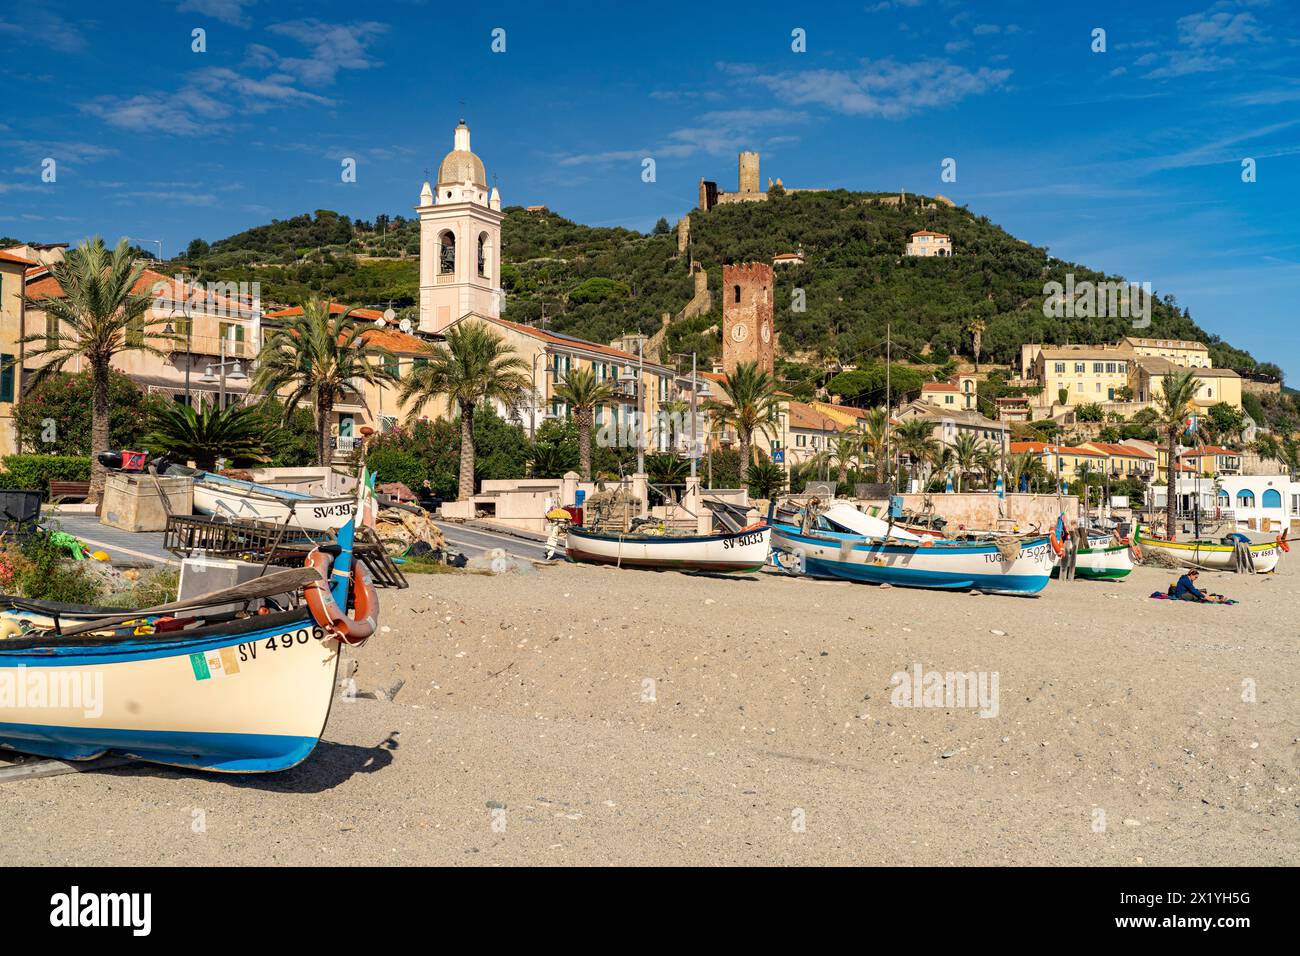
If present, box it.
[1236,490,1255,507]
[477,232,489,278]
[438,230,455,275]
[1216,490,1229,505]
[733,285,741,303]
[1263,489,1281,509]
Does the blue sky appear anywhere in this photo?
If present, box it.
[2,0,1298,376]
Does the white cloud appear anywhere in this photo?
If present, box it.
[78,20,384,135]
[731,58,1011,119]
[177,0,257,28]
[554,108,806,167]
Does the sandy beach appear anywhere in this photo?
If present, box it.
[3,559,1297,866]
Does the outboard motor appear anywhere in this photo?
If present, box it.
[97,449,149,472]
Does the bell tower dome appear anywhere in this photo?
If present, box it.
[417,119,505,333]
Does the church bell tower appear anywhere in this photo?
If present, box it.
[417,119,504,334]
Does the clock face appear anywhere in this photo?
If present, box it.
[730,323,749,343]
[760,322,771,344]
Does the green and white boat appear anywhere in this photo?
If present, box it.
[1052,532,1134,581]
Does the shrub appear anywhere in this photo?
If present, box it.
[13,369,160,455]
[2,531,103,604]
[0,454,92,496]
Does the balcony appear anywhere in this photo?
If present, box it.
[162,334,256,360]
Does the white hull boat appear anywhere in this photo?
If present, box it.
[566,525,771,573]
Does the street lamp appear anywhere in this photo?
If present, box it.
[671,352,700,479]
[531,353,555,440]
[198,337,247,408]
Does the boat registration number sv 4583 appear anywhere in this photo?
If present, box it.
[238,625,327,662]
[723,531,765,549]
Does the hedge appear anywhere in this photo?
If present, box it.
[0,455,93,497]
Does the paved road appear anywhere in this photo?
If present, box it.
[40,512,175,565]
[433,520,552,561]
[39,511,550,566]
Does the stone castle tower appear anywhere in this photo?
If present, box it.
[737,151,760,195]
[721,262,775,376]
[416,120,504,333]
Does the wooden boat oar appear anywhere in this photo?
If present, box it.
[56,566,323,637]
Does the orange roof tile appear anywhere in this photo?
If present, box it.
[910,230,950,238]
[0,250,36,267]
[267,303,387,321]
[1179,445,1237,457]
[26,268,257,316]
[490,317,672,369]
[922,381,959,392]
[787,401,847,432]
[1083,442,1155,459]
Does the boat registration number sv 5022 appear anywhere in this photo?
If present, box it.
[237,625,327,662]
[723,531,766,550]
[984,543,1051,563]
[311,502,357,520]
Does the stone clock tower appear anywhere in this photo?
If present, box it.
[721,262,775,376]
[417,120,504,334]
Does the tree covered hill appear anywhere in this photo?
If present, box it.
[173,192,1275,381]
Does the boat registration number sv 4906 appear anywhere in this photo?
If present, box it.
[238,625,327,662]
[722,531,765,550]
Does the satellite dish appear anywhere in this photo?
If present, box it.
[399,318,413,333]
[383,308,396,322]
[373,317,386,328]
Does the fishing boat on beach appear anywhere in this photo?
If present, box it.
[565,524,771,573]
[0,522,379,773]
[1135,528,1284,573]
[769,508,1056,595]
[161,463,360,532]
[1054,530,1134,580]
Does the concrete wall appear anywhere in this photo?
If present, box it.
[887,492,1079,533]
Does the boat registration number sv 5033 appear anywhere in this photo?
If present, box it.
[722,531,766,549]
[311,502,357,520]
[237,625,327,662]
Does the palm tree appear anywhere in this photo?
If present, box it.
[397,322,530,500]
[974,441,1001,490]
[20,237,176,500]
[705,361,781,470]
[141,399,272,471]
[659,397,690,452]
[951,432,982,492]
[1153,369,1198,540]
[745,459,787,500]
[253,299,397,467]
[828,430,862,486]
[551,366,617,480]
[856,406,890,482]
[894,418,939,489]
[967,318,987,370]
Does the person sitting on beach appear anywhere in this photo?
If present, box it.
[1171,570,1208,602]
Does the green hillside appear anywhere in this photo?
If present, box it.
[177,193,1277,382]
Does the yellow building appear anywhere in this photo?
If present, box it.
[1032,347,1132,405]
[0,249,36,452]
[1010,441,1107,479]
[1077,441,1156,480]
[1130,357,1241,408]
[1122,337,1211,369]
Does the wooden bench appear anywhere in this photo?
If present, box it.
[49,480,91,502]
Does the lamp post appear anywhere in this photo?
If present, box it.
[671,352,699,479]
[198,337,247,409]
[531,352,555,440]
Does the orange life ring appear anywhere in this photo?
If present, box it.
[304,549,379,646]
[1048,515,1066,558]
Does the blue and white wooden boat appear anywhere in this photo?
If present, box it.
[164,463,359,532]
[0,522,373,773]
[769,518,1056,595]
